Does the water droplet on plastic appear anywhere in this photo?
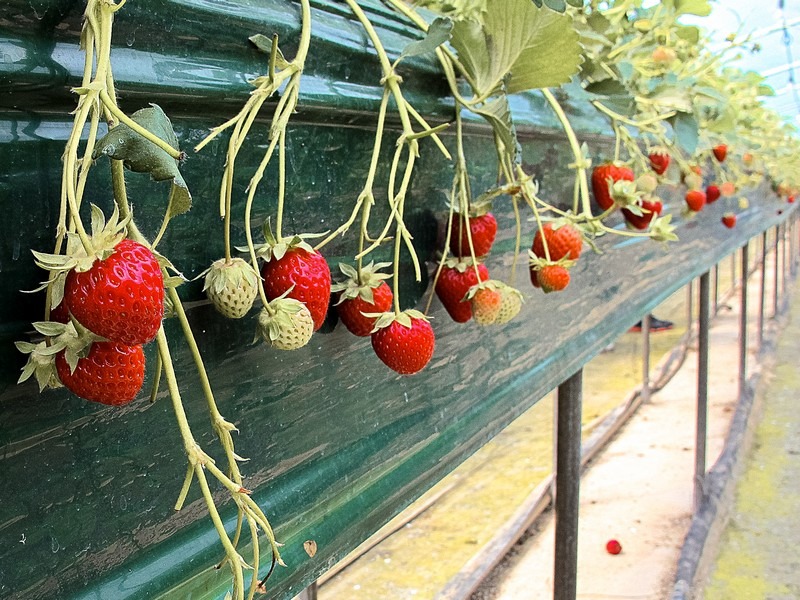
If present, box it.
[126,32,135,47]
[50,536,60,553]
[403,392,409,402]
[119,495,128,510]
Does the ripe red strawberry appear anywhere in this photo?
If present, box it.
[537,264,570,293]
[332,262,394,337]
[592,163,634,210]
[337,282,393,337]
[606,539,622,555]
[712,144,728,162]
[623,198,663,230]
[685,189,706,212]
[721,213,737,229]
[435,260,489,323]
[55,341,145,405]
[530,268,541,288]
[261,247,331,331]
[789,195,796,204]
[65,239,164,346]
[450,212,498,258]
[648,150,670,175]
[531,222,583,261]
[371,312,435,375]
[706,185,721,204]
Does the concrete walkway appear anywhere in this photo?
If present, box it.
[702,282,800,599]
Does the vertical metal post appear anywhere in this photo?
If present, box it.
[695,273,710,511]
[773,226,780,318]
[783,222,789,295]
[731,251,737,288]
[739,243,749,399]
[554,370,583,600]
[687,280,694,332]
[294,582,318,600]
[641,314,651,403]
[713,264,720,315]
[759,231,767,346]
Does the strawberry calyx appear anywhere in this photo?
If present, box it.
[649,214,679,243]
[440,255,483,274]
[331,261,391,305]
[255,295,314,350]
[250,219,326,263]
[528,254,576,271]
[30,205,131,309]
[367,309,428,334]
[609,179,642,209]
[15,319,104,391]
[203,257,259,295]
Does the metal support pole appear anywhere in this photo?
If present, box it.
[554,370,583,600]
[641,314,651,403]
[773,226,780,318]
[687,280,694,330]
[294,582,318,600]
[739,243,749,399]
[695,273,710,511]
[783,223,789,297]
[713,263,720,315]
[759,231,767,347]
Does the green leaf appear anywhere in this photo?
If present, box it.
[93,105,192,217]
[450,0,582,96]
[470,94,521,164]
[670,111,699,155]
[675,0,711,16]
[565,0,583,6]
[398,17,453,61]
[543,0,566,12]
[675,25,700,44]
[248,34,290,69]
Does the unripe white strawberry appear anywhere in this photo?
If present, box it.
[256,298,314,351]
[204,258,259,319]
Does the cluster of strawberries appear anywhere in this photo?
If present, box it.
[592,143,742,234]
[19,210,165,406]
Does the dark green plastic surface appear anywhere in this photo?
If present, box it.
[0,2,794,599]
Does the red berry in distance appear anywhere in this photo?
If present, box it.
[262,247,332,331]
[706,185,721,204]
[450,212,498,258]
[592,163,635,210]
[722,213,737,229]
[531,223,583,261]
[55,341,145,406]
[606,539,622,555]
[371,315,435,375]
[435,262,489,323]
[648,151,670,175]
[623,198,663,230]
[712,144,728,162]
[685,189,706,212]
[337,281,393,337]
[65,239,164,346]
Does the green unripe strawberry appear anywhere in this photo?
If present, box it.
[203,258,259,319]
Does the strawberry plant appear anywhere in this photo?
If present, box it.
[12,0,800,596]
